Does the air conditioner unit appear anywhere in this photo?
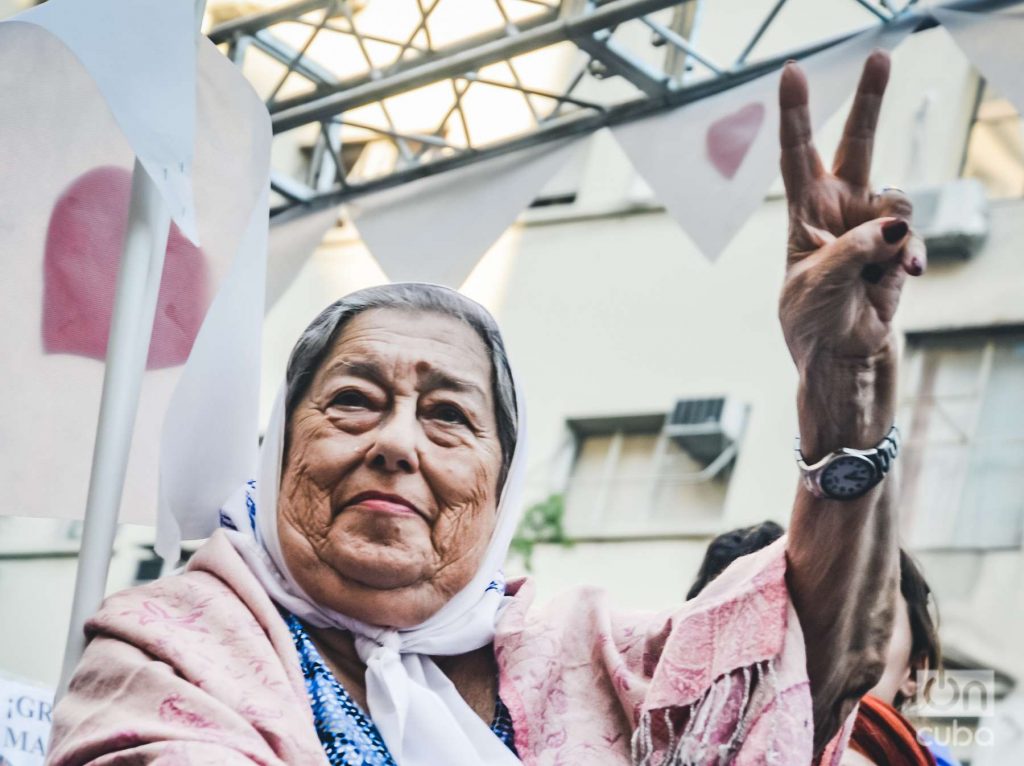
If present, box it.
[666,397,747,465]
[909,179,989,260]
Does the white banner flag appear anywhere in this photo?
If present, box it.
[0,674,53,766]
[933,7,1024,116]
[611,23,911,260]
[348,139,584,287]
[266,206,341,309]
[0,1,271,552]
[13,0,198,241]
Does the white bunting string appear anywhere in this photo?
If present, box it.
[611,23,913,261]
[933,6,1024,116]
[349,139,584,287]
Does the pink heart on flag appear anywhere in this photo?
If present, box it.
[705,102,766,180]
[42,166,210,370]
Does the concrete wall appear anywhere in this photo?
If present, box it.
[0,520,156,688]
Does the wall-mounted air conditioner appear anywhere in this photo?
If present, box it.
[909,179,989,261]
[665,397,747,465]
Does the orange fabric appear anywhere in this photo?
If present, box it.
[849,694,936,766]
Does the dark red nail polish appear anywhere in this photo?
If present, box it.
[908,257,923,276]
[882,219,908,244]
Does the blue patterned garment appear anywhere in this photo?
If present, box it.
[285,614,517,765]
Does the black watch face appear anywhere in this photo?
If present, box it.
[820,455,878,499]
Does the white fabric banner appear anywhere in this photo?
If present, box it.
[348,139,584,287]
[611,23,911,261]
[933,6,1024,116]
[157,183,271,557]
[0,10,271,543]
[13,0,199,241]
[0,674,53,766]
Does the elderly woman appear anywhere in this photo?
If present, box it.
[48,52,925,766]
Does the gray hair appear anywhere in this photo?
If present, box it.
[285,284,518,486]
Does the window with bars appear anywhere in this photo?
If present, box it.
[562,403,744,539]
[898,329,1024,550]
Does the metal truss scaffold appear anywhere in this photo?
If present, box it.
[207,0,1018,220]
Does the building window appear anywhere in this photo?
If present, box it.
[961,82,1024,198]
[899,329,1024,550]
[562,400,746,539]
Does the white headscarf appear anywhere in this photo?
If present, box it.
[219,292,526,766]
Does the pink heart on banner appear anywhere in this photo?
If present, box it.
[705,102,766,180]
[42,166,210,370]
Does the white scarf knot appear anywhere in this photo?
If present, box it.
[355,630,402,660]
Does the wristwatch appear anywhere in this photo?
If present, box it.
[794,426,900,500]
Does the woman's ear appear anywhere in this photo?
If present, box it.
[899,654,928,703]
[898,670,918,702]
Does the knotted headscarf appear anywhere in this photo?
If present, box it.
[219,287,526,766]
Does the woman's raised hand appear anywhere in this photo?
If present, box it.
[777,54,922,751]
[777,51,927,375]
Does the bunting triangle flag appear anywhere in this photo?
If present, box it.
[348,139,584,287]
[266,206,342,309]
[932,6,1024,116]
[610,22,911,261]
[0,1,271,554]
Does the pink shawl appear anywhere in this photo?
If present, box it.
[47,531,851,765]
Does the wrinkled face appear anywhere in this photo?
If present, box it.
[278,308,504,628]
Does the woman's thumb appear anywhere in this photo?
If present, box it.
[828,216,909,270]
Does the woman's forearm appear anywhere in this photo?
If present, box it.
[786,347,900,754]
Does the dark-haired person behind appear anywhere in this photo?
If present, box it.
[686,521,785,600]
[688,533,957,766]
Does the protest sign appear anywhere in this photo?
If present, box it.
[1,676,53,766]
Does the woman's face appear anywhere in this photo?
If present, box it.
[277,308,505,628]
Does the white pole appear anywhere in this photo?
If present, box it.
[56,158,171,699]
[54,0,210,702]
